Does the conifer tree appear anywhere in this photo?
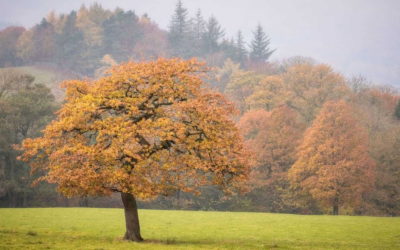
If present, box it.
[220,38,237,61]
[189,9,206,56]
[235,30,247,64]
[168,0,190,57]
[249,24,274,62]
[202,16,224,54]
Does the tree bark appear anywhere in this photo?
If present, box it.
[79,196,89,207]
[121,192,143,242]
[332,196,339,215]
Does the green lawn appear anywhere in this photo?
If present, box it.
[0,208,399,249]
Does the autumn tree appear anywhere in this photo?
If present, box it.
[133,15,168,60]
[289,100,375,215]
[245,75,285,111]
[213,58,241,92]
[224,69,263,113]
[76,4,110,48]
[76,4,111,73]
[282,63,350,122]
[18,59,251,241]
[239,106,306,212]
[278,56,316,73]
[367,126,400,215]
[224,63,349,117]
[350,86,400,215]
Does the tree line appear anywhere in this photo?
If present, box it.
[0,1,274,75]
[221,59,400,215]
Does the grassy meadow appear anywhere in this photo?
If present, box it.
[0,66,68,100]
[0,208,399,249]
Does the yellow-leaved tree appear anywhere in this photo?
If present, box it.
[283,64,350,122]
[289,100,375,215]
[18,58,251,241]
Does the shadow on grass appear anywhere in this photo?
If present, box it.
[140,238,282,249]
[2,229,274,249]
[127,238,216,246]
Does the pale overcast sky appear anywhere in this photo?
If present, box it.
[0,0,399,86]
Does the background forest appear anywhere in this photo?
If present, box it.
[0,1,399,216]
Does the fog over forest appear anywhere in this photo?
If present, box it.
[1,0,400,220]
[1,0,399,86]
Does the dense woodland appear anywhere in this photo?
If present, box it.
[0,2,272,74]
[0,1,400,216]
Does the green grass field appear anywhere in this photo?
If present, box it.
[0,208,399,249]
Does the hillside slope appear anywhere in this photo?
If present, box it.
[0,66,72,100]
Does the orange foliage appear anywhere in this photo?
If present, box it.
[18,58,251,199]
[289,100,375,213]
[133,16,168,60]
[240,106,304,183]
[363,88,400,115]
[239,106,305,211]
[283,64,350,122]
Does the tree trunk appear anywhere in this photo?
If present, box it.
[333,204,339,215]
[121,192,143,242]
[332,196,339,215]
[176,189,181,209]
[79,196,89,207]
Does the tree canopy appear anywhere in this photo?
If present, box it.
[289,100,376,214]
[18,58,251,240]
[20,58,250,197]
[0,69,56,207]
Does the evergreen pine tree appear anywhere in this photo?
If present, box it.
[235,30,247,64]
[168,0,190,57]
[249,24,275,62]
[220,38,237,60]
[202,16,224,54]
[189,9,206,56]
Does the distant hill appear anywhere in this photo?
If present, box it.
[0,66,71,100]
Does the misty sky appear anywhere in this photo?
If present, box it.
[1,0,399,86]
